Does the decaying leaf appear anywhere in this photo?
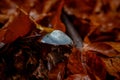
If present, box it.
[83,42,119,57]
[105,42,120,52]
[0,11,32,43]
[66,74,91,80]
[64,0,97,18]
[0,0,120,80]
[101,56,120,79]
[48,62,65,80]
[83,42,120,80]
[84,51,107,80]
[67,48,86,74]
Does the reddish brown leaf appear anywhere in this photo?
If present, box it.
[0,12,32,43]
[64,0,97,18]
[102,0,120,12]
[83,42,120,79]
[105,42,120,52]
[48,62,65,80]
[67,48,85,74]
[83,42,119,57]
[50,0,66,32]
[101,56,120,79]
[84,51,107,80]
[85,13,120,42]
[66,74,91,80]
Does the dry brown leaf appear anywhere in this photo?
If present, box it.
[66,74,91,80]
[84,51,107,80]
[67,48,85,74]
[83,42,119,57]
[0,11,32,43]
[48,62,65,80]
